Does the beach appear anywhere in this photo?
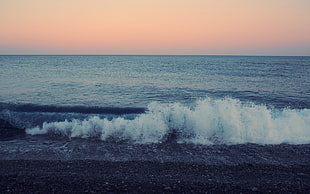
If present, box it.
[1,55,309,193]
[1,160,309,193]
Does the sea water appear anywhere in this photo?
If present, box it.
[0,55,309,146]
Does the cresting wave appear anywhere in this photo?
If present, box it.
[26,98,310,145]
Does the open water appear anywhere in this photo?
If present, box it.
[0,55,309,161]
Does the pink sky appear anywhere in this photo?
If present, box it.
[0,0,309,55]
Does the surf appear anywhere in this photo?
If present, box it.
[24,98,310,145]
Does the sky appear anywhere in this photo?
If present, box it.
[0,0,310,55]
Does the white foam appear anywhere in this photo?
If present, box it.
[26,98,310,144]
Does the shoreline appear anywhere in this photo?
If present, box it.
[1,160,309,193]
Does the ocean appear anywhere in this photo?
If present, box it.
[0,55,309,162]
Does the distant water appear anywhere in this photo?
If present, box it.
[0,55,309,145]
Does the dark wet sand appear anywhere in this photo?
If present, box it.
[0,160,309,193]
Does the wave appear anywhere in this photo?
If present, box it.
[26,98,310,145]
[0,102,145,115]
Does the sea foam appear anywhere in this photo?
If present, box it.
[26,98,310,144]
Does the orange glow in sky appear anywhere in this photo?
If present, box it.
[0,0,309,55]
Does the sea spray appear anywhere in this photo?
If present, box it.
[26,98,310,145]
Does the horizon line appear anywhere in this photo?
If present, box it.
[1,54,310,57]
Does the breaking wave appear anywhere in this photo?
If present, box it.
[26,98,310,145]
